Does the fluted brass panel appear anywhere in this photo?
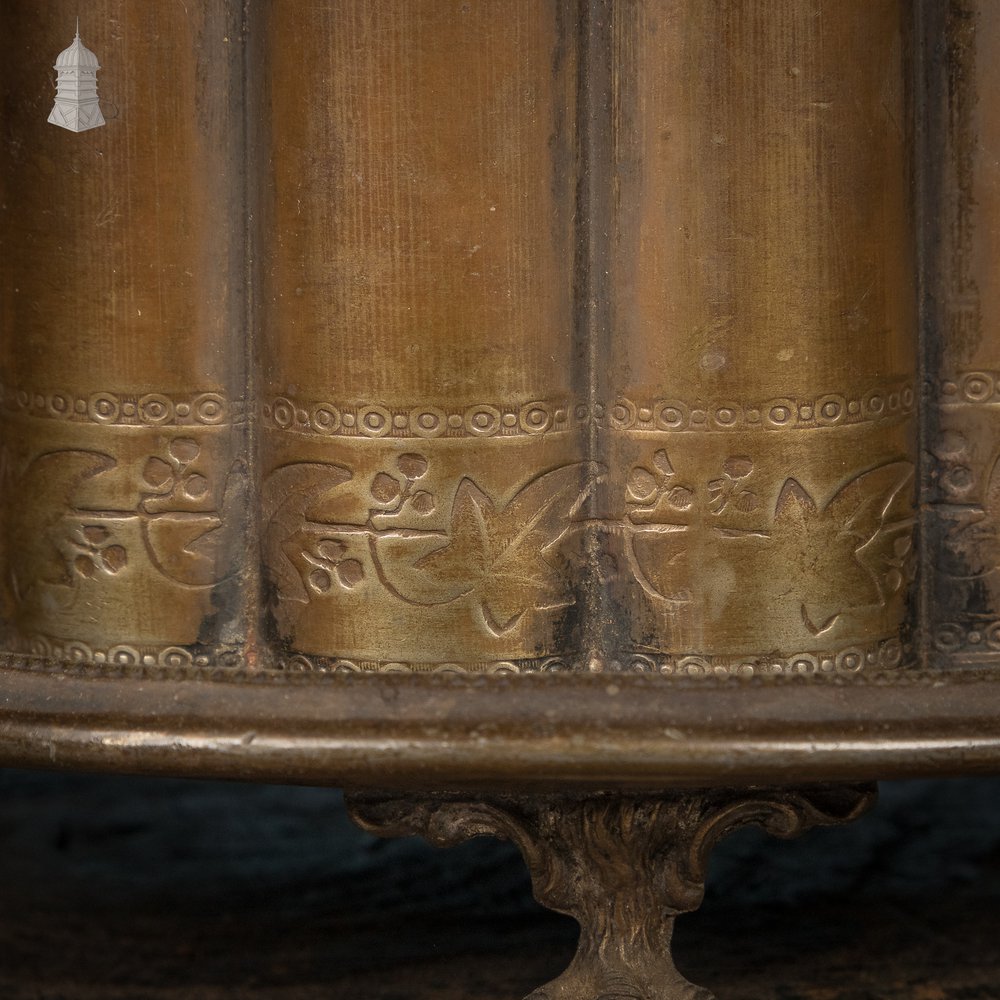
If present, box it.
[922,0,1000,668]
[0,1,248,666]
[256,1,584,669]
[5,0,992,680]
[603,0,917,672]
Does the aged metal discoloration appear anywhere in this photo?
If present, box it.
[0,420,246,647]
[1,5,999,999]
[256,1,585,664]
[0,1,250,657]
[605,0,918,663]
[920,0,1000,668]
[251,0,919,671]
[0,6,998,999]
[0,1,929,674]
[0,0,994,716]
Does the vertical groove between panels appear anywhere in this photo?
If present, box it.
[913,0,931,671]
[242,0,262,668]
[575,0,614,660]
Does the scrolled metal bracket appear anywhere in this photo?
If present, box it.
[347,784,876,1000]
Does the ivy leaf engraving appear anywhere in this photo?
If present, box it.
[415,479,493,589]
[823,461,916,603]
[373,463,597,633]
[141,460,250,588]
[142,513,224,587]
[936,448,1000,580]
[824,462,914,544]
[262,462,353,605]
[777,461,915,627]
[625,524,692,607]
[8,450,115,600]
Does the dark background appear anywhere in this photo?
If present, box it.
[0,770,997,999]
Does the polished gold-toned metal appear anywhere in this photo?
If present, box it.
[349,785,876,1000]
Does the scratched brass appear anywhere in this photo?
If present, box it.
[601,0,918,672]
[256,0,917,674]
[256,1,585,668]
[0,1,248,667]
[3,0,995,678]
[922,0,1000,669]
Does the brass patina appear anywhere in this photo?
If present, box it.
[1,0,923,675]
[1,2,999,999]
[349,786,876,1000]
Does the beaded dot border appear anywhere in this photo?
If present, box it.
[262,383,915,439]
[0,384,241,426]
[2,634,907,680]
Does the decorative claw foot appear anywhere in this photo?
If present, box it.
[347,784,876,1000]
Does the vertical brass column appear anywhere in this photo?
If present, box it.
[0,2,248,668]
[922,0,1000,669]
[257,2,584,671]
[605,0,919,674]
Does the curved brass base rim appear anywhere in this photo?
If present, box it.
[0,665,998,788]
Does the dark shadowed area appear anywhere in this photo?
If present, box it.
[0,771,997,999]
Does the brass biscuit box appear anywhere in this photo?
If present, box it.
[1,3,999,997]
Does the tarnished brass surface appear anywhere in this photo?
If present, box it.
[251,0,918,674]
[603,1,916,663]
[0,1,249,662]
[0,0,998,775]
[1,668,998,789]
[256,1,584,666]
[921,0,1000,669]
[2,9,999,999]
[0,0,954,676]
[349,786,876,1000]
